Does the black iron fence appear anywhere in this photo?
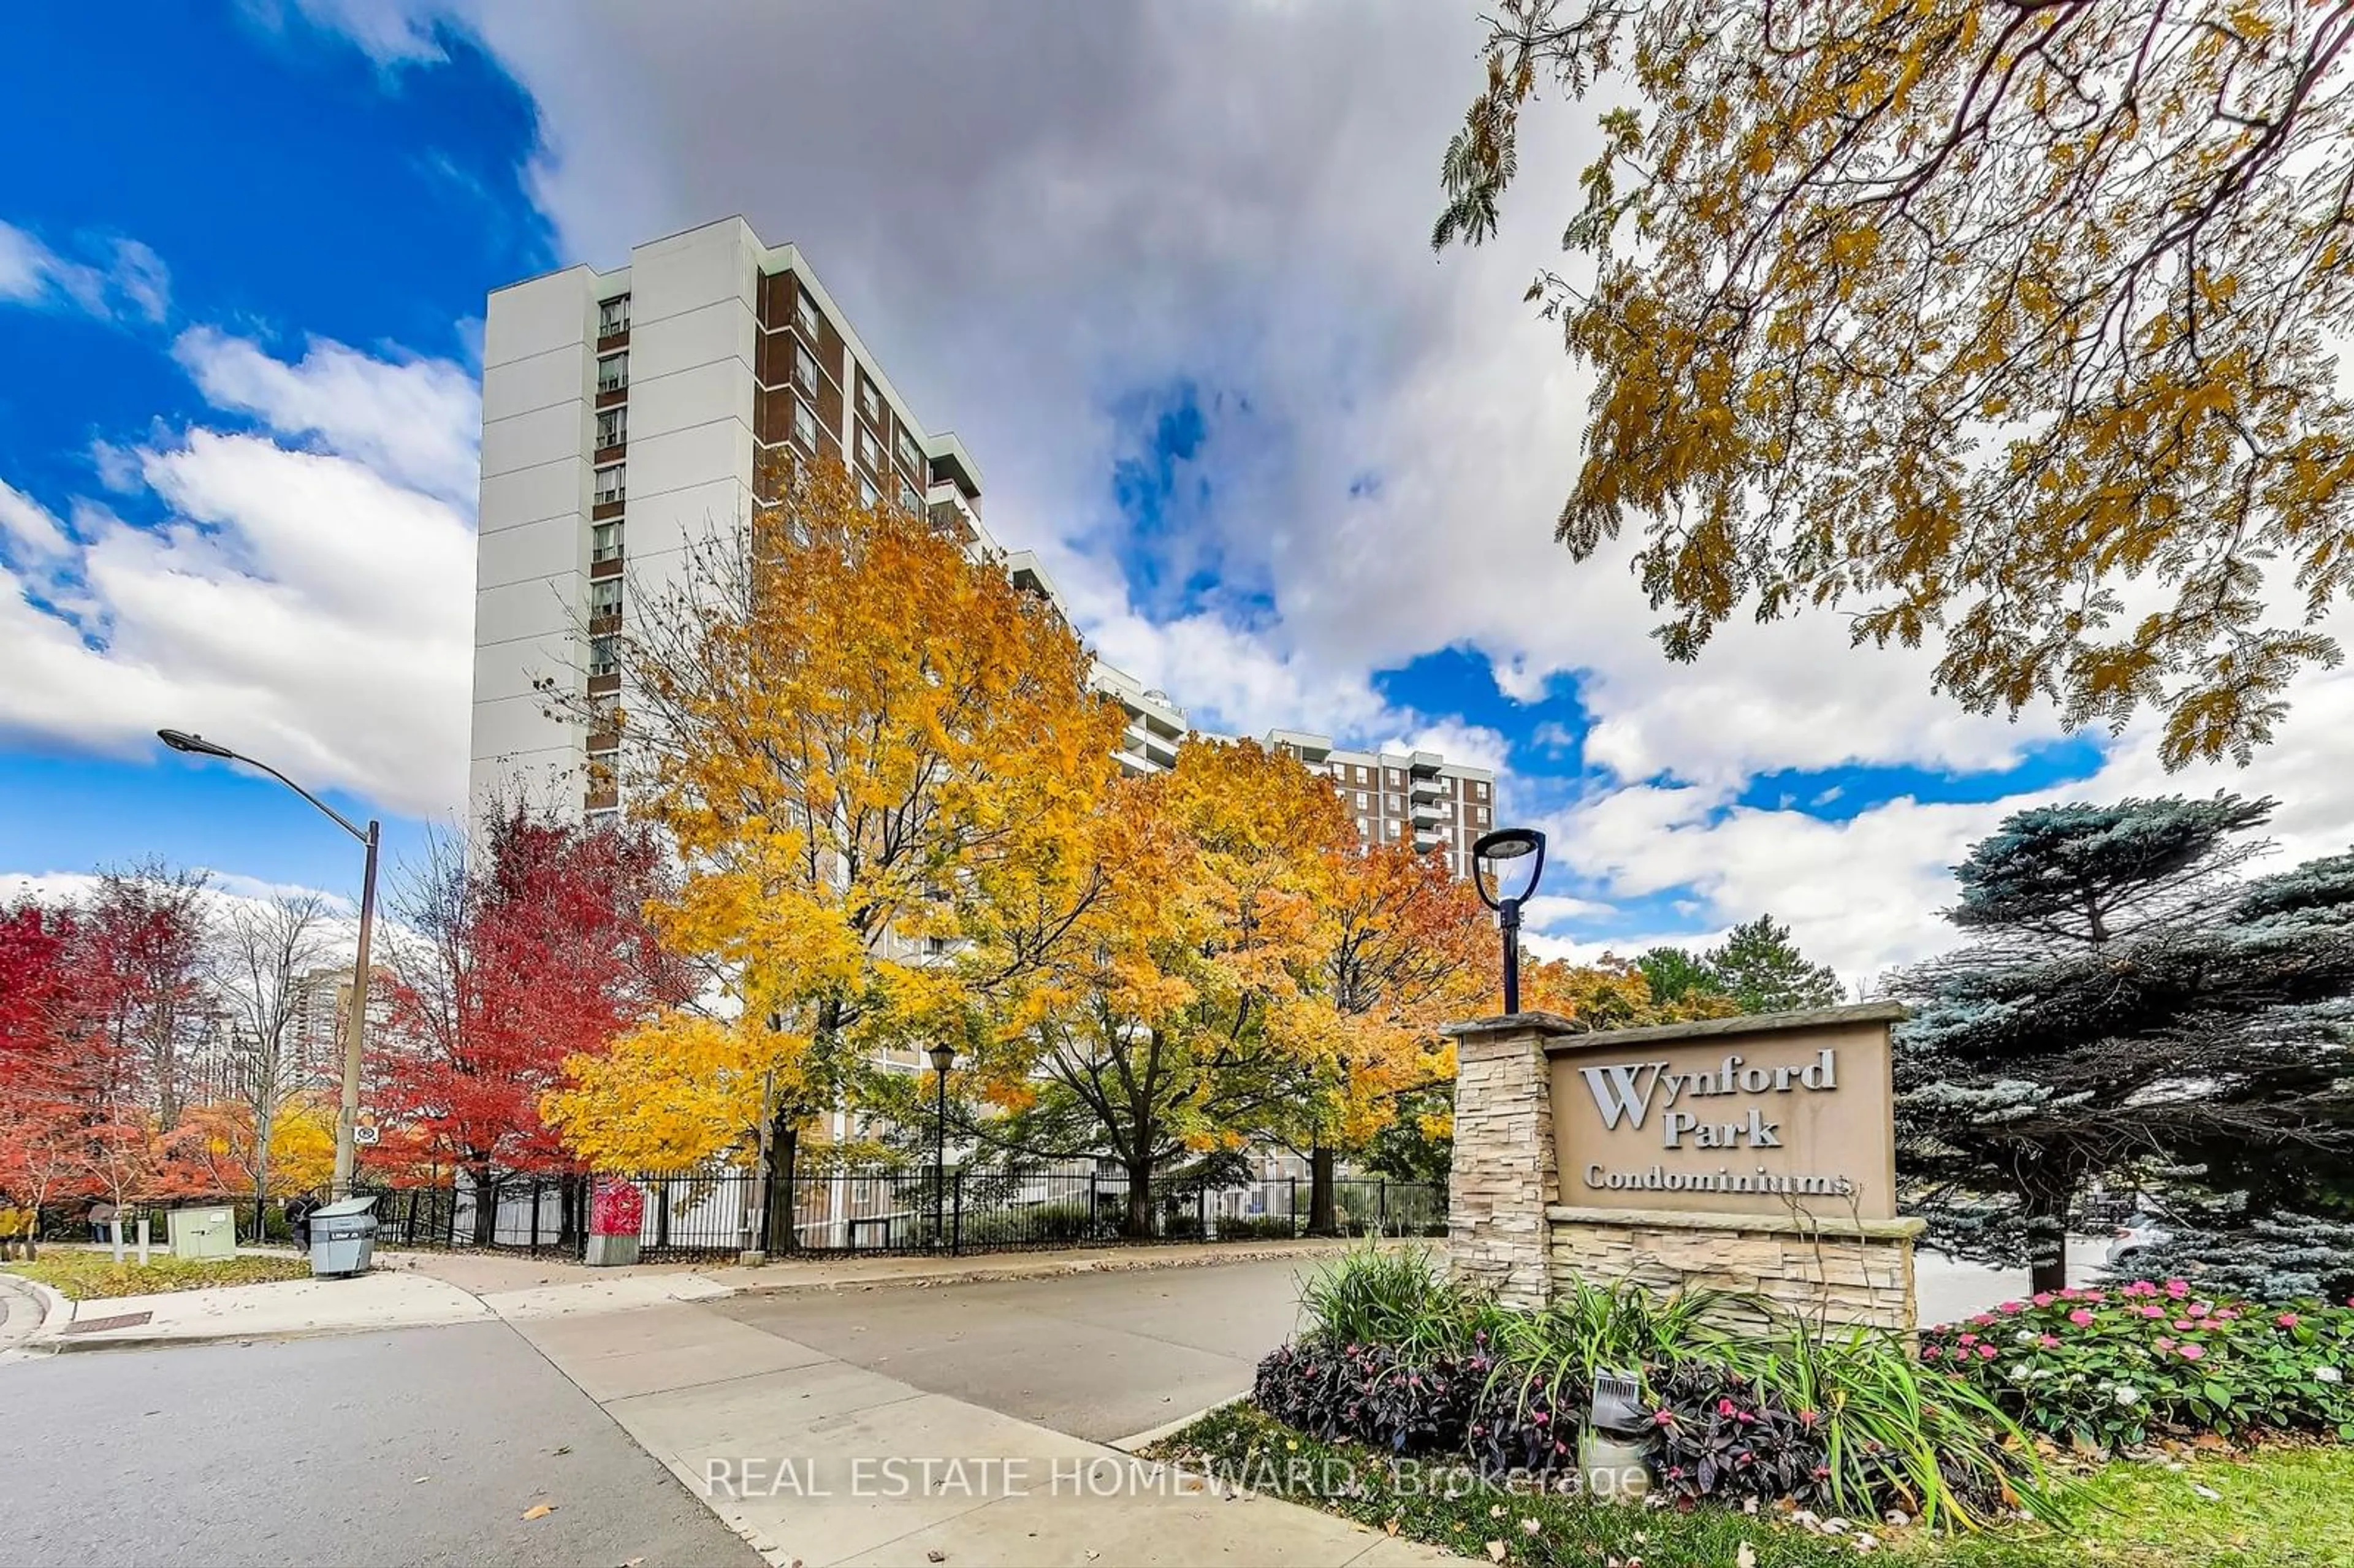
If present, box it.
[361,1167,1446,1262]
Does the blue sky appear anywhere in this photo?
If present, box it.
[5,2,2328,978]
[0,7,538,898]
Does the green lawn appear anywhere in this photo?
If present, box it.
[1936,1444,2354,1568]
[4,1249,313,1301]
[1146,1404,2354,1568]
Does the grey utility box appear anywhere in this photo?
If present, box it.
[171,1206,237,1261]
[307,1195,379,1277]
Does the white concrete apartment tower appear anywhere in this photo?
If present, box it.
[473,215,1498,847]
[471,216,984,816]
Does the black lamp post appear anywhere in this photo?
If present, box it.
[158,729,381,1203]
[928,1041,956,1249]
[1470,828,1547,1014]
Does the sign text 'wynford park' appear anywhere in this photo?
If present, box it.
[1541,1007,1901,1220]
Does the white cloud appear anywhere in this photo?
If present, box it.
[0,479,73,562]
[173,326,481,505]
[0,332,477,818]
[242,0,448,66]
[0,219,171,322]
[264,1,2354,975]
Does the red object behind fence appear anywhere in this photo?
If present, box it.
[590,1178,645,1238]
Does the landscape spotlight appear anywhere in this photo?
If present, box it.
[1470,827,1547,1014]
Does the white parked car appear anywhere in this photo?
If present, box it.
[2105,1202,2174,1272]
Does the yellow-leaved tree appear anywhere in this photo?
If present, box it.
[1436,0,2354,767]
[175,1092,339,1202]
[542,455,1126,1217]
[980,739,1357,1236]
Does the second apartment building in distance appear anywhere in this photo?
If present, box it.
[1264,731,1496,877]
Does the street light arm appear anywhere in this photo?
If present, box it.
[225,749,374,845]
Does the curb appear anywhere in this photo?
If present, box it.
[28,1276,73,1336]
[726,1239,1374,1301]
[1110,1397,1244,1452]
[39,1309,498,1355]
[0,1269,72,1357]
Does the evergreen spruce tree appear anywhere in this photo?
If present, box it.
[1892,797,2354,1293]
[1704,915,1844,1013]
[1636,945,1723,1008]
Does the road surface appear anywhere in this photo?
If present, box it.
[0,1322,763,1568]
[718,1257,1322,1442]
[717,1247,2078,1444]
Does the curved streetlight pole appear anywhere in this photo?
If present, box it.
[158,729,379,1200]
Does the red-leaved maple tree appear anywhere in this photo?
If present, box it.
[373,805,690,1233]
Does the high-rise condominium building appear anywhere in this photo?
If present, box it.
[470,216,1492,847]
[1263,731,1497,878]
[473,216,992,816]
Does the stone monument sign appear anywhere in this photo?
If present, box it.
[1444,1001,1923,1328]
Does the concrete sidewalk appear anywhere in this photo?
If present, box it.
[18,1236,1372,1353]
[506,1295,1461,1567]
[9,1241,1460,1566]
[37,1268,495,1350]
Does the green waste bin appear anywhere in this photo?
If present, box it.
[171,1206,237,1261]
[307,1195,379,1277]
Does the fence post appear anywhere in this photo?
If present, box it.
[1197,1184,1206,1242]
[951,1170,963,1257]
[1379,1179,1388,1233]
[528,1179,541,1253]
[1089,1173,1099,1237]
[1290,1176,1299,1238]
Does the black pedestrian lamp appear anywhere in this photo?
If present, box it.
[928,1041,956,1249]
[1471,828,1547,1014]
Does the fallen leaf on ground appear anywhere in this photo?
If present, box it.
[1385,1520,1400,1536]
[926,1553,946,1564]
[1737,1543,1758,1568]
[553,1445,572,1456]
[1485,1542,1507,1563]
[2192,1484,2222,1500]
[522,1504,555,1521]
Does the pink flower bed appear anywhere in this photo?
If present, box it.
[1918,1281,2354,1450]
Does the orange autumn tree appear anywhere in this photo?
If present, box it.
[980,739,1356,1236]
[1287,840,1491,1230]
[1522,951,1739,1032]
[543,455,1124,1205]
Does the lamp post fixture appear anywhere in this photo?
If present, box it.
[1470,828,1547,1015]
[158,729,380,1201]
[928,1041,956,1250]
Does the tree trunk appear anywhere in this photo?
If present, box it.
[470,1160,498,1247]
[1123,1158,1154,1239]
[557,1174,583,1248]
[1307,1146,1338,1236]
[764,1117,799,1254]
[253,1118,272,1247]
[2024,1175,2071,1296]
